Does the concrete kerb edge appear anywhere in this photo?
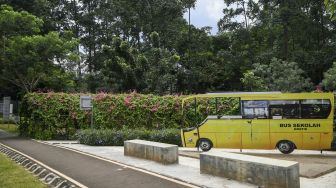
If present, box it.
[34,139,201,188]
[301,165,336,179]
[0,142,87,188]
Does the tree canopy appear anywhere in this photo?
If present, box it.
[0,5,78,96]
[0,0,336,97]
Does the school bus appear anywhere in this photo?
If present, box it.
[181,92,334,154]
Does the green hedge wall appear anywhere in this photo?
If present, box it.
[76,128,181,146]
[19,92,239,140]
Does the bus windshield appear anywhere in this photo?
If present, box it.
[182,97,240,127]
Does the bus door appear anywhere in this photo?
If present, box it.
[241,100,271,149]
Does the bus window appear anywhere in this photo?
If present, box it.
[269,100,300,119]
[242,100,268,119]
[301,99,331,119]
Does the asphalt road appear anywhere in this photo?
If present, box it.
[0,131,190,188]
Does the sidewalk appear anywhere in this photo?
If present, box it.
[45,141,336,188]
[44,141,255,188]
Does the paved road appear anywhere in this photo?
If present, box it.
[0,131,190,188]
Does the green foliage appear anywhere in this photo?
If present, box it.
[97,35,182,94]
[2,0,336,97]
[0,5,79,95]
[240,70,266,91]
[325,0,336,20]
[0,123,18,134]
[2,31,78,93]
[75,128,181,146]
[0,5,43,36]
[245,58,313,92]
[19,92,239,140]
[19,92,183,139]
[322,62,336,91]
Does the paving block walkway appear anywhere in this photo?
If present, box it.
[44,141,254,188]
[46,141,336,188]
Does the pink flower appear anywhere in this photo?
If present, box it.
[95,92,108,102]
[150,106,158,112]
[124,95,132,106]
[150,103,160,112]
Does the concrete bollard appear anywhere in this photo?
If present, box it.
[200,152,300,188]
[124,140,178,164]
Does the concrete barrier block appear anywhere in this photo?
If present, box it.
[200,152,299,188]
[124,140,178,164]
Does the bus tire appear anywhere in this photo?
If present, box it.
[277,140,295,154]
[198,139,213,152]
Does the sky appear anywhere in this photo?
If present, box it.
[183,0,226,35]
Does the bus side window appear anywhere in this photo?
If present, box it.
[301,99,331,119]
[269,100,300,119]
[242,100,268,119]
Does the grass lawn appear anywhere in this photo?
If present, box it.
[0,123,18,133]
[0,153,47,188]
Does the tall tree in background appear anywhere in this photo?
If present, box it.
[219,0,336,90]
[242,58,313,92]
[0,5,78,94]
[1,0,336,95]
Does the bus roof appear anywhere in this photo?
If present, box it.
[206,91,282,95]
[182,92,334,104]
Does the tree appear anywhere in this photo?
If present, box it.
[243,58,313,92]
[322,62,336,91]
[218,0,257,31]
[325,0,336,20]
[1,0,335,95]
[240,70,266,91]
[218,0,336,88]
[95,32,182,94]
[0,5,78,93]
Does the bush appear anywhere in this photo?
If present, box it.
[75,128,181,146]
[19,92,239,140]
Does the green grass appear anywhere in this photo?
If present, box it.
[0,123,18,133]
[0,153,48,188]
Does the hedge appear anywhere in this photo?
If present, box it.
[76,128,181,146]
[19,92,239,140]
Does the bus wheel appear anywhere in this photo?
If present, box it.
[198,139,213,152]
[277,140,295,154]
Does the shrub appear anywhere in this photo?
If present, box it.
[19,92,239,140]
[75,128,181,146]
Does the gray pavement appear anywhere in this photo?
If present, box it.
[0,131,192,188]
[4,130,334,188]
[179,148,336,178]
[44,142,255,188]
[47,142,336,188]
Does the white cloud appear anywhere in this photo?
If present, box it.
[184,0,226,34]
[203,0,225,21]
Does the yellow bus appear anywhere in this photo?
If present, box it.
[181,92,334,154]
